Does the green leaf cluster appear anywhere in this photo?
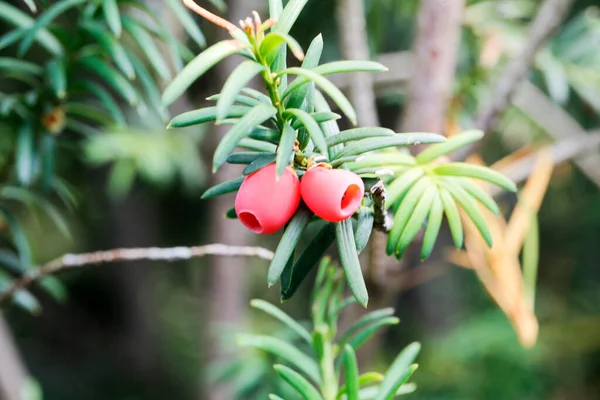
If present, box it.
[0,0,200,310]
[235,258,420,400]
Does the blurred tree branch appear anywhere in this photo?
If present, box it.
[454,0,576,160]
[0,244,274,305]
[336,0,379,127]
[474,0,576,132]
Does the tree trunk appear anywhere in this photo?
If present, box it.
[400,0,465,333]
[400,0,464,136]
[336,0,393,367]
[202,1,264,399]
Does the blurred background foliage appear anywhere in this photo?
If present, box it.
[0,0,599,399]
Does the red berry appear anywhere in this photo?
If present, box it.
[300,166,364,222]
[235,163,301,234]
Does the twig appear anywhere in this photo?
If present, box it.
[0,244,274,305]
[182,0,239,33]
[454,0,575,160]
[370,180,391,232]
[491,132,600,197]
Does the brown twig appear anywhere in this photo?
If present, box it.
[0,244,274,305]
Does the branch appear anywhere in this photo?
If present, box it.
[370,180,391,232]
[475,0,575,132]
[491,132,600,197]
[0,244,274,305]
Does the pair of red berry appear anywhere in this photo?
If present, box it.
[235,163,365,234]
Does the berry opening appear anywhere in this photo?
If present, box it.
[340,184,363,214]
[239,212,263,233]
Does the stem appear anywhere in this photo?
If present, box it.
[318,329,338,400]
[253,48,286,129]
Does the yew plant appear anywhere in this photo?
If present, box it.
[162,1,517,398]
[163,0,516,306]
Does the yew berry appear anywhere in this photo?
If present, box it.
[235,163,301,234]
[300,166,364,222]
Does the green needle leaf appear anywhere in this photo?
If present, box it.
[238,334,321,384]
[375,342,421,400]
[340,308,395,345]
[122,16,171,80]
[18,0,85,56]
[227,151,272,164]
[277,123,297,177]
[45,59,66,99]
[421,193,444,260]
[385,167,425,208]
[284,109,328,155]
[274,0,309,35]
[433,162,517,192]
[280,67,357,125]
[326,127,395,147]
[336,219,368,307]
[273,364,323,400]
[439,187,464,248]
[287,34,323,110]
[284,61,388,98]
[267,207,312,286]
[243,153,277,175]
[354,208,374,254]
[162,40,242,106]
[457,178,501,215]
[250,299,312,344]
[79,57,138,105]
[337,373,384,399]
[0,2,62,55]
[0,58,43,75]
[81,21,136,79]
[208,93,261,108]
[213,104,277,172]
[201,177,244,199]
[333,134,446,159]
[442,179,493,247]
[102,0,122,37]
[348,317,399,350]
[386,177,431,255]
[281,223,336,300]
[416,130,484,164]
[164,0,206,48]
[261,31,304,63]
[168,105,250,128]
[343,345,360,400]
[238,138,277,152]
[217,61,265,121]
[268,0,283,19]
[396,186,437,257]
[16,121,34,186]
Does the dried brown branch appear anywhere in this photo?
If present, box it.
[0,244,274,305]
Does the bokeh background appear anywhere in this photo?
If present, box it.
[1,0,600,399]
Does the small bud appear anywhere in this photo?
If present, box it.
[41,106,65,135]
